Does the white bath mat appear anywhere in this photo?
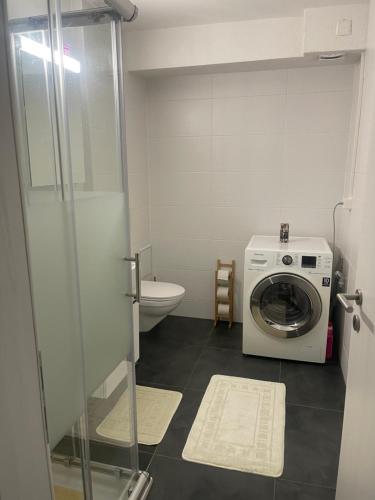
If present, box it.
[96,385,182,446]
[182,375,286,477]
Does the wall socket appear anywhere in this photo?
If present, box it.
[336,18,353,36]
[343,196,353,210]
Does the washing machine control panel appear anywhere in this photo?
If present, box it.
[277,253,332,273]
[247,251,332,274]
[277,253,298,267]
[282,255,293,265]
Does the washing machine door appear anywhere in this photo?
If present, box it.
[250,273,322,338]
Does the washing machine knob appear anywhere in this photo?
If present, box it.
[282,255,293,265]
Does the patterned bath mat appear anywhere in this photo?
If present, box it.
[96,385,182,445]
[182,375,285,477]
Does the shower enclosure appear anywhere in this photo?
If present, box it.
[6,1,151,499]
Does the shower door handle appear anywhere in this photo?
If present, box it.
[124,253,141,303]
[337,290,363,313]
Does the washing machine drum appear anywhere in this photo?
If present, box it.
[250,273,322,338]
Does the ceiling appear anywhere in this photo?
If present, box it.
[128,0,368,31]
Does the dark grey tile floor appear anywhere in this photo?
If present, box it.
[136,316,345,500]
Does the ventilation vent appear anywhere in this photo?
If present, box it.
[319,52,346,61]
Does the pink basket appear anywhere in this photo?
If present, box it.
[326,321,334,360]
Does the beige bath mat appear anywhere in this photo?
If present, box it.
[54,485,83,500]
[96,385,182,446]
[182,375,286,477]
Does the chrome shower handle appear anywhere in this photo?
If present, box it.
[337,290,363,313]
[124,253,141,303]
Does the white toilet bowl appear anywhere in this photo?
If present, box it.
[139,280,185,332]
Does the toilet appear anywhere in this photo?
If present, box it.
[139,280,185,332]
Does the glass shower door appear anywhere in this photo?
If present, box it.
[7,2,146,499]
[59,13,140,486]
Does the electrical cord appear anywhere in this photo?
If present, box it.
[330,201,344,318]
[332,201,344,269]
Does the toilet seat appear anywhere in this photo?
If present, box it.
[141,280,185,303]
[138,280,186,331]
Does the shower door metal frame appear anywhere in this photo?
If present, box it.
[111,12,139,479]
[6,2,153,499]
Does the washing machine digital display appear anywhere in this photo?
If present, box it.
[301,256,317,268]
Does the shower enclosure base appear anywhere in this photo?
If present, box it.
[52,454,152,500]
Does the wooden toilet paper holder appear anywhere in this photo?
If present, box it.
[214,259,235,328]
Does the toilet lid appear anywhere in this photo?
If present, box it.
[141,280,185,301]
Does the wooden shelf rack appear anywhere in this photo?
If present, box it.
[214,259,235,328]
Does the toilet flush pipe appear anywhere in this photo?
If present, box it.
[104,0,138,22]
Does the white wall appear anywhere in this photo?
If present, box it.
[146,64,355,321]
[126,16,303,72]
[125,4,368,73]
[304,4,368,53]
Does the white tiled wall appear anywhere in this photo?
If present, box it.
[145,65,355,321]
[124,72,150,267]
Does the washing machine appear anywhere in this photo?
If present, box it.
[243,235,333,363]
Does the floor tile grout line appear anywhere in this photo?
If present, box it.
[277,478,337,491]
[203,344,244,353]
[145,446,158,471]
[139,448,155,471]
[147,452,339,492]
[145,450,336,492]
[182,346,207,391]
[144,341,207,465]
[286,402,344,413]
[207,324,217,344]
[207,344,242,352]
[148,453,186,463]
[145,453,338,493]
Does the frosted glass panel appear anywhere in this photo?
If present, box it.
[74,192,133,395]
[62,22,135,400]
[27,193,85,449]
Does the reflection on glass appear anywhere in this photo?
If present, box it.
[10,8,138,500]
[60,21,138,482]
[261,283,311,327]
[13,27,87,498]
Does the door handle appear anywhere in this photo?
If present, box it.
[124,252,141,303]
[336,289,363,313]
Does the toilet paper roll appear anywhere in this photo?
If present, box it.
[218,303,230,316]
[217,269,230,283]
[217,286,229,300]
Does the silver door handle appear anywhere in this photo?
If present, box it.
[124,252,141,303]
[336,289,363,313]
